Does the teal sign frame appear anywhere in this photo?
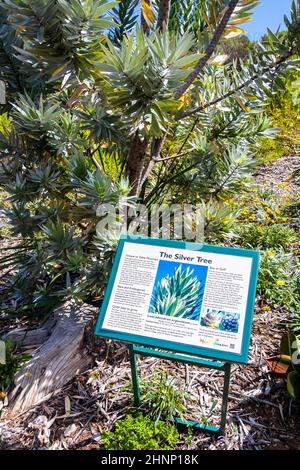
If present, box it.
[95,236,259,365]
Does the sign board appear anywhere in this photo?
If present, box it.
[95,237,259,364]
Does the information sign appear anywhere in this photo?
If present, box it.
[95,237,259,364]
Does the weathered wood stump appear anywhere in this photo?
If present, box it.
[5,302,96,417]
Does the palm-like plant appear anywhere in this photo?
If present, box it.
[150,264,205,319]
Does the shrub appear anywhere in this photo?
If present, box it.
[236,223,297,251]
[289,311,300,335]
[140,372,188,423]
[281,196,300,230]
[101,414,179,450]
[201,199,237,243]
[237,187,293,225]
[256,82,300,164]
[256,136,286,164]
[266,332,300,399]
[257,250,300,309]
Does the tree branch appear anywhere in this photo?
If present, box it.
[177,117,199,154]
[157,0,171,32]
[141,0,238,193]
[86,146,103,171]
[175,0,239,99]
[144,159,202,206]
[153,150,193,162]
[141,0,150,34]
[140,133,167,187]
[176,53,293,120]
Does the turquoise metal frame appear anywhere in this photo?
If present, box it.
[95,235,260,364]
[128,344,231,434]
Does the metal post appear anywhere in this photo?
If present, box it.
[220,362,231,434]
[128,345,231,433]
[128,344,140,406]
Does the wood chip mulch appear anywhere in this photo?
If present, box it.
[1,304,300,450]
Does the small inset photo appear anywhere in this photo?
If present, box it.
[149,260,208,321]
[200,308,240,333]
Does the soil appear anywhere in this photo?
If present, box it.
[255,155,300,195]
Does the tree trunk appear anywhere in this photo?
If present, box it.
[140,134,167,188]
[157,0,170,32]
[126,132,148,196]
[6,302,96,417]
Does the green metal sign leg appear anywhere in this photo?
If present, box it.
[128,345,231,434]
[220,363,231,434]
[129,345,140,406]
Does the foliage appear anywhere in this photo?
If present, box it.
[168,0,260,38]
[109,0,139,45]
[174,144,258,203]
[0,339,30,394]
[218,35,252,62]
[289,310,300,336]
[234,186,300,325]
[257,250,300,310]
[200,399,219,426]
[287,332,300,400]
[149,264,204,319]
[256,79,300,163]
[236,223,298,251]
[201,199,237,243]
[0,0,118,94]
[96,30,202,138]
[140,371,188,422]
[0,189,11,238]
[0,112,10,134]
[281,195,300,230]
[0,161,131,315]
[101,413,179,450]
[236,186,296,226]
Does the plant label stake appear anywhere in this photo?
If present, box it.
[95,236,259,434]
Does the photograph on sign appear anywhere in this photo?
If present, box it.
[149,260,208,321]
[96,237,259,363]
